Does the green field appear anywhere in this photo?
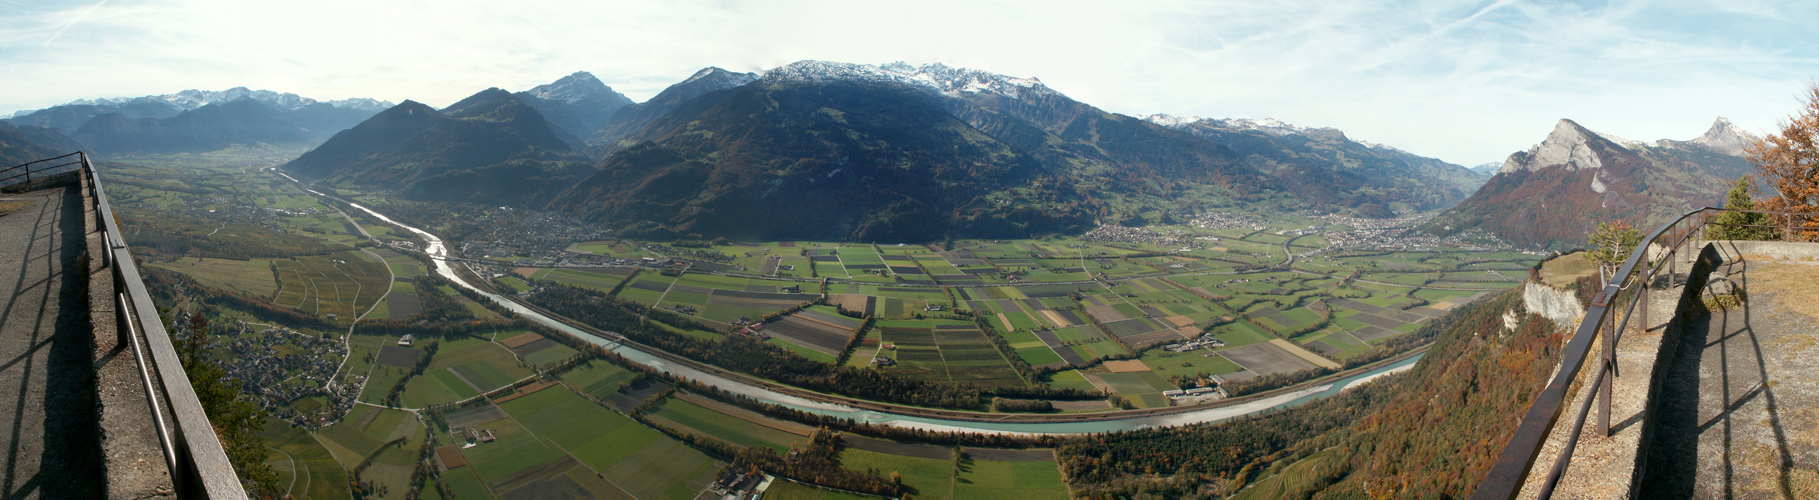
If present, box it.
[399,339,534,408]
[839,449,954,499]
[649,398,800,452]
[559,361,637,399]
[495,386,721,500]
[271,251,394,324]
[258,417,351,500]
[763,480,875,500]
[954,458,1070,500]
[146,257,277,296]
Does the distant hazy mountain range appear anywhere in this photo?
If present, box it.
[4,88,394,155]
[1424,117,1757,249]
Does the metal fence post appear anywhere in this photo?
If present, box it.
[1599,306,1613,437]
[1640,265,1649,332]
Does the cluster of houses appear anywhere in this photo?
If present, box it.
[710,470,769,499]
[1162,335,1226,353]
[1163,387,1222,399]
[460,208,613,258]
[455,427,497,446]
[731,319,769,339]
[216,326,358,427]
[1185,211,1268,231]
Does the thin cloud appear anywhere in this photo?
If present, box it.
[40,0,106,47]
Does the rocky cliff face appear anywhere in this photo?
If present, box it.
[1522,281,1587,332]
[1499,119,1609,174]
[1684,117,1757,156]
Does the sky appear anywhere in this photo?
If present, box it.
[3,0,1816,166]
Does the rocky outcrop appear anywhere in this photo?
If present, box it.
[1498,119,1607,174]
[1522,281,1587,332]
[1686,117,1757,156]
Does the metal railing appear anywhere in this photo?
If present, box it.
[0,151,85,187]
[1471,207,1819,500]
[3,153,249,498]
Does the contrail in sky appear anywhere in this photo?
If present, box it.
[42,0,108,48]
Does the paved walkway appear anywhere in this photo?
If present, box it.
[1640,259,1819,499]
[0,184,103,498]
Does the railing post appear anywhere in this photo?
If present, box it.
[1599,305,1613,437]
[1640,265,1649,332]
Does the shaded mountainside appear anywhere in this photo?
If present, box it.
[554,61,1298,241]
[558,61,1487,240]
[548,80,1093,241]
[0,121,85,168]
[584,67,759,159]
[934,84,1274,202]
[1151,117,1489,215]
[1425,118,1755,250]
[282,89,594,206]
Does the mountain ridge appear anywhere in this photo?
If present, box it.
[282,90,594,207]
[513,71,635,141]
[1427,117,1756,249]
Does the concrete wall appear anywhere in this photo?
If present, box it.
[1705,240,1819,262]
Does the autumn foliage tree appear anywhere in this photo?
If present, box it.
[1749,83,1819,240]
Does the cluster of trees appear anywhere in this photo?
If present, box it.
[347,436,408,498]
[1058,379,1400,498]
[525,282,989,409]
[404,427,450,500]
[832,315,874,366]
[1708,176,1782,240]
[408,275,477,322]
[990,397,1055,413]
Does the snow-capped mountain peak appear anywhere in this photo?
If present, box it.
[680,67,759,88]
[1139,114,1203,128]
[1141,114,1319,137]
[1591,129,1646,150]
[521,71,616,104]
[761,60,1060,100]
[1688,117,1757,156]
